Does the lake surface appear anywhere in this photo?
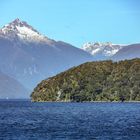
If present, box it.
[0,100,140,140]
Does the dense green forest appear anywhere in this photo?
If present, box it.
[31,59,140,102]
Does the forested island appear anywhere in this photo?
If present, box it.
[31,59,140,102]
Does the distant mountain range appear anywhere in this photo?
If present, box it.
[0,18,139,98]
[82,42,140,60]
[82,42,123,60]
[0,19,93,98]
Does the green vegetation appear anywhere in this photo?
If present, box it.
[31,59,140,102]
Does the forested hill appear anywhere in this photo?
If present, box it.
[31,59,140,102]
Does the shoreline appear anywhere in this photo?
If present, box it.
[0,99,140,103]
[31,100,140,103]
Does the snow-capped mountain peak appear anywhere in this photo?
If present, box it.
[0,19,94,91]
[0,18,50,43]
[1,18,38,33]
[82,42,123,60]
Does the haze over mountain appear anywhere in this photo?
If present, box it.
[0,18,93,95]
[0,71,28,98]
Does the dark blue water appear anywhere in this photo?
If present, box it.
[0,101,140,140]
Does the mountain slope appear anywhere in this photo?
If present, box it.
[0,71,28,99]
[31,59,140,102]
[0,19,93,93]
[111,44,140,61]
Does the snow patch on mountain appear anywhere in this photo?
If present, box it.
[17,26,39,36]
[82,42,124,59]
[16,26,47,43]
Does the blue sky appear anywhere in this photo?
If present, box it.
[0,0,140,47]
